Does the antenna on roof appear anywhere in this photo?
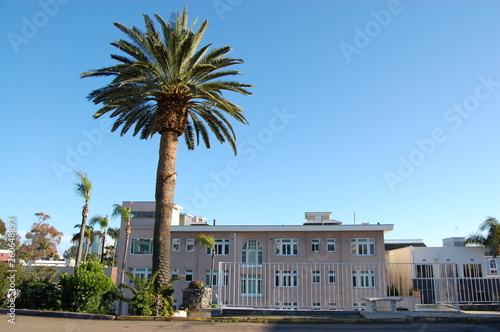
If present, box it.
[354,211,356,225]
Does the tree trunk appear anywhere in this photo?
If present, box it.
[100,229,107,264]
[153,129,179,290]
[75,204,88,267]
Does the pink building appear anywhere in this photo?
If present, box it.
[117,202,393,313]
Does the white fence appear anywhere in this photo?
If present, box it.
[216,262,500,311]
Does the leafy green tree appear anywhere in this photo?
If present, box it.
[120,270,180,316]
[63,245,78,259]
[466,217,500,257]
[81,7,252,289]
[89,214,109,263]
[72,224,97,262]
[59,260,118,314]
[74,171,93,267]
[19,213,62,260]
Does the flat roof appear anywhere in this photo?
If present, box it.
[169,224,393,233]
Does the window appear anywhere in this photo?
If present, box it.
[205,269,229,286]
[326,238,336,252]
[463,264,483,278]
[327,270,337,285]
[312,302,321,310]
[130,238,153,255]
[275,302,298,309]
[350,238,375,256]
[275,238,298,256]
[185,269,193,282]
[132,211,156,219]
[242,240,263,265]
[416,264,434,278]
[207,239,230,256]
[130,268,152,282]
[312,270,321,284]
[171,268,180,282]
[186,238,195,252]
[440,264,458,278]
[353,302,367,310]
[240,274,262,296]
[275,270,298,287]
[311,238,320,252]
[352,270,376,288]
[172,238,180,252]
[328,302,337,310]
[489,259,498,274]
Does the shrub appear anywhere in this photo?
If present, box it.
[121,270,179,316]
[16,281,61,311]
[59,260,118,314]
[188,280,204,289]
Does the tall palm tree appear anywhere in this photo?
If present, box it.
[112,204,132,282]
[81,7,252,289]
[89,214,110,264]
[74,171,93,267]
[107,226,120,267]
[72,224,97,262]
[466,217,500,257]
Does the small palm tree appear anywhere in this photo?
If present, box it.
[74,171,93,267]
[107,226,120,267]
[81,7,252,289]
[120,270,181,316]
[112,204,132,280]
[195,234,216,290]
[89,214,110,264]
[466,217,500,257]
[38,242,51,259]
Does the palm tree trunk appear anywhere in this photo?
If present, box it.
[101,229,107,264]
[153,129,178,290]
[76,204,88,267]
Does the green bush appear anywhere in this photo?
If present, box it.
[121,270,178,316]
[17,281,61,311]
[59,260,118,314]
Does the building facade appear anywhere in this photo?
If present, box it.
[117,202,393,313]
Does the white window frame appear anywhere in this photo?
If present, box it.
[207,239,230,256]
[186,238,195,252]
[242,240,263,265]
[275,238,298,256]
[184,269,193,282]
[205,269,229,286]
[312,270,321,284]
[130,238,153,255]
[327,270,337,285]
[352,270,376,288]
[240,274,263,297]
[350,238,375,256]
[311,238,320,252]
[172,238,181,252]
[275,270,298,287]
[171,268,180,282]
[326,238,336,252]
[130,268,152,283]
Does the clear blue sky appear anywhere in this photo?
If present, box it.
[1,0,499,254]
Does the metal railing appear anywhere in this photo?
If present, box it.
[216,262,500,311]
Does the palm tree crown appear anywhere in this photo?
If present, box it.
[81,7,252,150]
[466,217,500,257]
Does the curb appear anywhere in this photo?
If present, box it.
[0,308,115,320]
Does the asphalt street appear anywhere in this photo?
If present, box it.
[3,316,500,332]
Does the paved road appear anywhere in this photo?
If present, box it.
[3,316,500,332]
